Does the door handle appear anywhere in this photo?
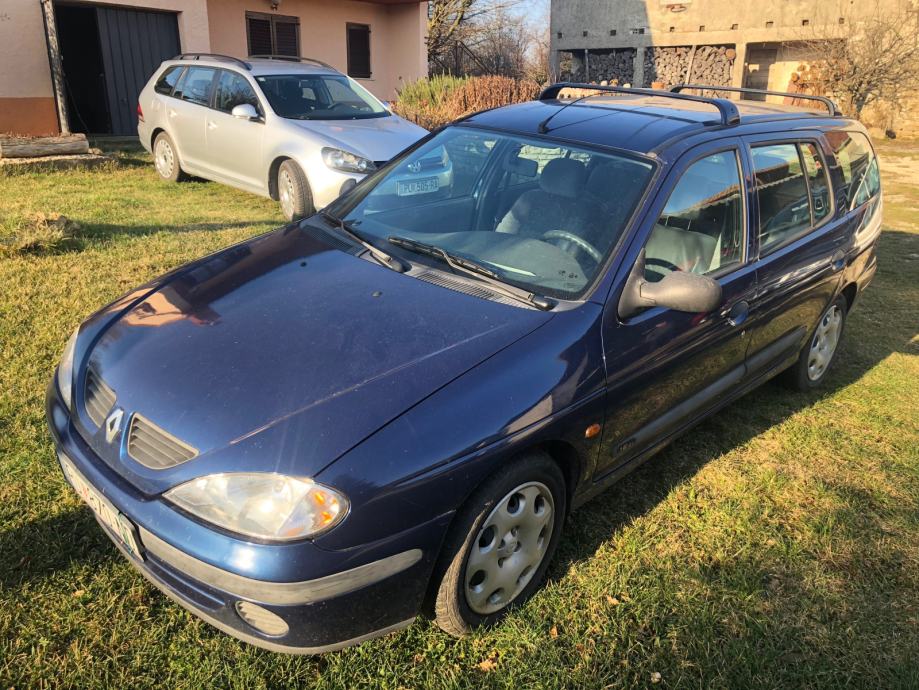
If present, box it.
[207,120,218,130]
[168,108,177,119]
[724,300,750,327]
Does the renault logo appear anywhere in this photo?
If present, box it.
[105,408,125,444]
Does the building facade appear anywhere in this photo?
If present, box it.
[0,0,427,137]
[550,0,918,130]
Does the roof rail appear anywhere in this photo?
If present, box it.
[672,84,841,117]
[247,55,335,70]
[174,53,251,70]
[538,82,741,127]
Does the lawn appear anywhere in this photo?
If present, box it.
[1,142,917,689]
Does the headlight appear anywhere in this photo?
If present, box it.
[57,328,78,410]
[321,147,376,174]
[165,473,349,541]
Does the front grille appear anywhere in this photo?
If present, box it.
[127,414,197,469]
[84,369,116,427]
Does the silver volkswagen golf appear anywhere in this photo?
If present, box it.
[137,54,447,220]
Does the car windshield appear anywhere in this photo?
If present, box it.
[327,126,655,299]
[255,74,388,120]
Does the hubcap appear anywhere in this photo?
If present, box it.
[279,169,295,218]
[154,139,174,178]
[807,305,842,381]
[464,482,555,615]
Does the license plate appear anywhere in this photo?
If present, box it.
[397,177,439,196]
[59,452,143,560]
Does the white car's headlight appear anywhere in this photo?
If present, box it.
[165,473,349,541]
[57,328,78,410]
[321,147,376,174]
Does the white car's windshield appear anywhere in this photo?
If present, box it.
[256,74,387,120]
[328,127,655,299]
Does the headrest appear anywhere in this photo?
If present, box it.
[539,158,586,198]
[586,162,635,198]
[505,155,538,178]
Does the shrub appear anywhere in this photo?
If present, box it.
[0,213,81,257]
[393,75,542,130]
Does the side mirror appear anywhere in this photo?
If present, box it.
[231,104,259,121]
[619,249,722,319]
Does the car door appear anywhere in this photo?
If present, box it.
[167,66,216,171]
[741,133,851,379]
[596,138,757,478]
[205,70,266,193]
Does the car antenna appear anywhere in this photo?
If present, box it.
[537,90,605,134]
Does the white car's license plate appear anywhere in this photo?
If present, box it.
[397,177,439,196]
[59,452,143,560]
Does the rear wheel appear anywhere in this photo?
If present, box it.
[433,452,566,637]
[782,295,847,390]
[152,132,187,182]
[277,160,314,221]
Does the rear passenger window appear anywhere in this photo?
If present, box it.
[154,66,183,96]
[645,151,744,281]
[800,142,831,224]
[752,144,811,254]
[827,131,879,208]
[177,67,216,106]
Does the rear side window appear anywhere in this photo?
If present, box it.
[827,131,879,208]
[752,144,812,255]
[154,66,183,96]
[214,71,259,114]
[646,150,745,280]
[177,67,216,106]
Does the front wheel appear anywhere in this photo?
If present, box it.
[277,160,314,221]
[782,295,847,390]
[433,452,566,637]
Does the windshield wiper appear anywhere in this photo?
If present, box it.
[387,235,555,311]
[320,212,408,272]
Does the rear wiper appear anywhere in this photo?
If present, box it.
[320,212,408,272]
[387,235,555,311]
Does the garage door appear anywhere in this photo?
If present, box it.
[96,7,180,135]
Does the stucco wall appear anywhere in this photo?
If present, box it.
[206,0,427,101]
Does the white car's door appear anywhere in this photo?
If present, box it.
[204,70,266,193]
[168,66,217,170]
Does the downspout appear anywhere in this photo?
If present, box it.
[39,0,70,134]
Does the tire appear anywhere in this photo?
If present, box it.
[433,452,566,637]
[277,160,314,221]
[782,295,848,391]
[152,132,188,182]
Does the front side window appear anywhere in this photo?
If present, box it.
[154,66,183,96]
[800,142,831,224]
[752,143,811,254]
[328,127,655,298]
[645,151,744,281]
[255,74,387,120]
[176,67,216,106]
[215,71,260,114]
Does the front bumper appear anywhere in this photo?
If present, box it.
[46,379,452,653]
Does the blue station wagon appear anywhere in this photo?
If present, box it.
[47,84,883,653]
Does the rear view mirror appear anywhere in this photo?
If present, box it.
[619,249,722,319]
[231,104,259,121]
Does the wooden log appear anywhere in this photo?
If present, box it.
[0,134,89,159]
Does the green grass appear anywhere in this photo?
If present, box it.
[1,142,918,689]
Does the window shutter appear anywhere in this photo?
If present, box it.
[347,24,371,78]
[247,16,272,55]
[274,20,299,57]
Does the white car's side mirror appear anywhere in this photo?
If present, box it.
[231,104,259,121]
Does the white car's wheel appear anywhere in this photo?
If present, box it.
[277,160,314,221]
[153,132,187,182]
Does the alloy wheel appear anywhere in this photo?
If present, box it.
[464,482,555,615]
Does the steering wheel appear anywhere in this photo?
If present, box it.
[541,230,603,264]
[645,256,681,274]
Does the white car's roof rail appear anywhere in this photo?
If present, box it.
[174,53,252,70]
[248,55,335,70]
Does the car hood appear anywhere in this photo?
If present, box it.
[79,225,550,495]
[289,114,427,162]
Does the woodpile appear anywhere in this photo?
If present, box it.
[0,134,89,159]
[642,45,736,88]
[586,49,636,85]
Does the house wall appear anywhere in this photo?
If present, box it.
[206,0,428,102]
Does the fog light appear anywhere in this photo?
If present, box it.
[235,601,289,637]
[340,178,358,196]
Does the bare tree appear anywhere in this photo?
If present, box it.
[798,6,919,120]
[427,0,526,73]
[427,0,476,64]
